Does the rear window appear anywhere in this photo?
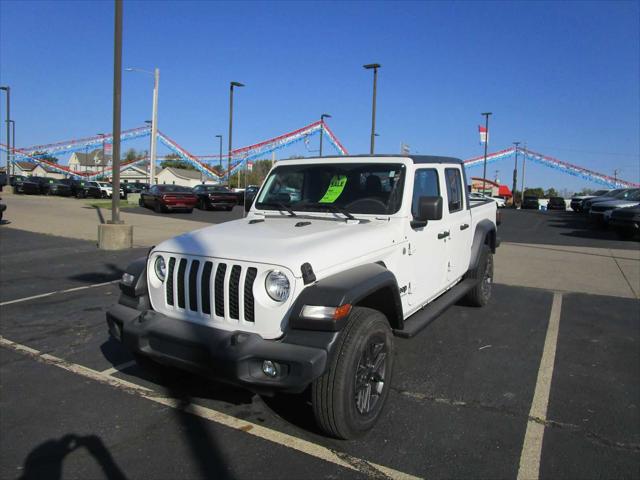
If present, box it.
[158,185,193,193]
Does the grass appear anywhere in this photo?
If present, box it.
[86,200,138,209]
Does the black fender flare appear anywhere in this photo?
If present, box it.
[288,263,404,331]
[468,220,497,272]
[118,256,150,310]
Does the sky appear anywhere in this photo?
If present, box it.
[1,0,638,192]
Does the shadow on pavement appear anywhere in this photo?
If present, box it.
[19,434,127,480]
[69,263,124,283]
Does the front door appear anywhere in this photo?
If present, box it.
[404,167,449,311]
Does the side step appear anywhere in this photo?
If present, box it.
[393,278,478,338]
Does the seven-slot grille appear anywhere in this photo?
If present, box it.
[164,256,258,323]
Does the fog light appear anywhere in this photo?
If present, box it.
[122,273,135,286]
[262,360,278,378]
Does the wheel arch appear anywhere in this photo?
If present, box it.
[468,220,497,272]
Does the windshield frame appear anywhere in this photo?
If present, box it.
[254,161,408,217]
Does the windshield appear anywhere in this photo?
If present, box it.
[613,189,634,199]
[158,185,193,193]
[255,162,406,215]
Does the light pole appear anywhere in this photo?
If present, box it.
[228,81,244,188]
[216,134,223,172]
[319,113,331,157]
[9,120,15,177]
[481,112,492,195]
[125,67,159,185]
[363,64,380,154]
[0,86,10,185]
[512,141,520,208]
[97,133,106,179]
[110,0,124,224]
[520,142,527,205]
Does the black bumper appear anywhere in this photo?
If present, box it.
[106,304,334,394]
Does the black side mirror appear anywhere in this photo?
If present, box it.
[244,194,257,212]
[411,196,443,229]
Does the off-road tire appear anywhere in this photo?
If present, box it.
[138,197,144,207]
[198,199,207,210]
[463,244,493,307]
[154,202,163,213]
[311,307,394,439]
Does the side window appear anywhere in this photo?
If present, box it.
[412,169,439,218]
[445,168,463,212]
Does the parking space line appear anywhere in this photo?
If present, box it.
[100,360,137,376]
[517,292,563,480]
[0,280,119,307]
[0,336,420,480]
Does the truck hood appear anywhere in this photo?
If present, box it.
[153,215,403,277]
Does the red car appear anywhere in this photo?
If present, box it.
[139,185,197,213]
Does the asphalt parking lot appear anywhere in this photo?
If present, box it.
[1,209,638,479]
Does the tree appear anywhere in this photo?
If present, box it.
[32,151,59,164]
[160,153,196,171]
[545,188,558,198]
[124,148,138,162]
[523,187,544,198]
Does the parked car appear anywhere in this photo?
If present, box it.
[469,192,505,208]
[521,196,540,209]
[107,154,499,439]
[0,196,5,222]
[48,180,73,197]
[123,182,149,194]
[609,206,640,240]
[588,189,640,224]
[570,189,609,212]
[582,188,629,212]
[76,181,103,199]
[139,184,197,213]
[547,197,566,210]
[22,176,55,195]
[56,178,87,197]
[11,175,26,194]
[192,184,238,211]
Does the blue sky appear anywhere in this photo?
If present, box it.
[1,0,638,191]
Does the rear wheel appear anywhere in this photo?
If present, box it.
[138,197,144,207]
[186,208,193,214]
[312,307,394,439]
[154,202,163,213]
[463,244,493,307]
[198,199,207,210]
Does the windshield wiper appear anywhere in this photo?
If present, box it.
[260,202,297,217]
[297,202,356,221]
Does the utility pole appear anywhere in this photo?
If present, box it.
[9,120,15,177]
[0,86,10,186]
[110,0,123,224]
[216,134,223,171]
[150,68,159,186]
[228,81,244,188]
[481,112,492,195]
[614,169,618,186]
[364,63,380,154]
[520,142,527,206]
[512,141,520,208]
[319,113,331,157]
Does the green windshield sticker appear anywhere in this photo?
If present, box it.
[319,175,348,203]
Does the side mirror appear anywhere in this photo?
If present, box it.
[244,194,256,212]
[411,196,443,229]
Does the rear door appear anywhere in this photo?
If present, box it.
[443,166,472,283]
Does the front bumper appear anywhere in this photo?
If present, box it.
[106,304,332,394]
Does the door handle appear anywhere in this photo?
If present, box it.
[460,224,469,230]
[438,231,450,240]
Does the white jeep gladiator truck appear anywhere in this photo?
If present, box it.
[107,155,499,439]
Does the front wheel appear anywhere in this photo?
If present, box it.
[312,307,394,439]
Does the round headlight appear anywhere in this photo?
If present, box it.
[154,256,167,282]
[265,270,290,302]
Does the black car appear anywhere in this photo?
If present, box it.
[76,181,103,199]
[55,178,88,197]
[48,180,73,197]
[10,175,26,187]
[22,176,55,195]
[547,196,566,210]
[0,196,5,222]
[192,184,238,211]
[521,196,540,209]
[609,206,640,240]
[123,182,149,194]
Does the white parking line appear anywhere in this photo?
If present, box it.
[100,360,137,376]
[0,336,421,480]
[517,292,563,480]
[0,280,119,307]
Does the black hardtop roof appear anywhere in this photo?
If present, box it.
[283,154,464,165]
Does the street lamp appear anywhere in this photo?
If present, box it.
[512,141,520,208]
[0,86,10,185]
[363,63,380,154]
[228,81,244,188]
[97,133,106,179]
[9,120,15,177]
[125,66,159,185]
[481,112,492,195]
[319,113,331,157]
[215,134,223,171]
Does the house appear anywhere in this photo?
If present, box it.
[120,163,149,184]
[470,177,512,199]
[68,149,111,174]
[13,161,65,180]
[156,167,206,187]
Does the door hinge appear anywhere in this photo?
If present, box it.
[408,243,416,255]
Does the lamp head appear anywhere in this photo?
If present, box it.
[363,63,381,69]
[231,81,245,88]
